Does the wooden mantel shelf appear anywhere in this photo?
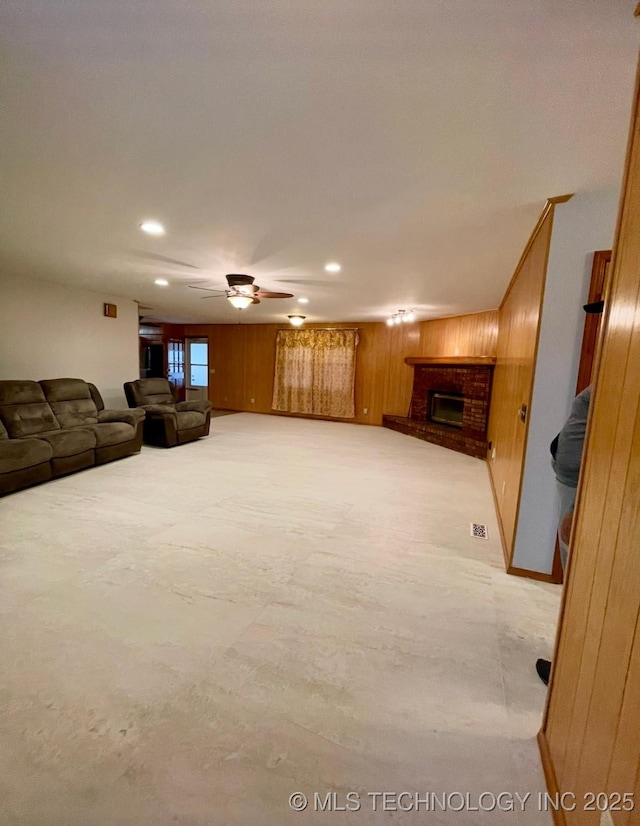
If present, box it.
[404,356,497,366]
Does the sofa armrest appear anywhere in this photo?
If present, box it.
[143,404,177,418]
[176,401,212,413]
[98,408,145,426]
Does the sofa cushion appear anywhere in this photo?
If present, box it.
[176,400,212,413]
[23,428,96,458]
[176,410,204,431]
[98,409,145,427]
[0,438,53,474]
[39,379,99,428]
[83,422,135,447]
[0,380,60,438]
[131,378,175,406]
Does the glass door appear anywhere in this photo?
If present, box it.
[186,338,208,401]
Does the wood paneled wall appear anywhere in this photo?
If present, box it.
[541,58,640,826]
[168,311,498,426]
[487,203,556,565]
[419,310,498,358]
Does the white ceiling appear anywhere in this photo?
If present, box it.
[1,2,638,324]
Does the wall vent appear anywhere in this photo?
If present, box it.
[471,522,488,540]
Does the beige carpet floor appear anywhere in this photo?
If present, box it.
[0,413,559,825]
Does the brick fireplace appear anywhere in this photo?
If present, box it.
[382,357,494,459]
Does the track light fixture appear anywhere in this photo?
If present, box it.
[386,309,416,326]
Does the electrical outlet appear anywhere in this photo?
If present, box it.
[363,407,368,414]
[209,368,215,374]
[492,447,496,460]
[224,396,228,402]
[250,398,255,404]
[501,481,506,496]
[600,811,614,826]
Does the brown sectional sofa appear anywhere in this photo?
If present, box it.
[0,378,145,497]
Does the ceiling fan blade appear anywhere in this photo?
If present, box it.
[188,285,226,294]
[251,297,261,304]
[255,291,294,299]
[275,278,335,287]
[132,251,201,269]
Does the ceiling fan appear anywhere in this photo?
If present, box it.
[188,274,294,309]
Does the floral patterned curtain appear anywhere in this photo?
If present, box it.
[272,329,359,418]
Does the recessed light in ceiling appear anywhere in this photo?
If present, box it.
[298,297,309,304]
[140,220,165,236]
[154,278,169,286]
[324,262,341,273]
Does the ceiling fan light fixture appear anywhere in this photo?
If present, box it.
[228,294,254,310]
[288,315,306,327]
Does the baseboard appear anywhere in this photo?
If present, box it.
[241,409,378,425]
[507,565,561,584]
[485,461,563,583]
[537,730,567,826]
[486,461,510,569]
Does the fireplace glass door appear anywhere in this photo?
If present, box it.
[430,391,464,428]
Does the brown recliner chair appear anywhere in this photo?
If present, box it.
[123,378,212,448]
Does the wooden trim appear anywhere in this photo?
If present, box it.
[541,533,576,730]
[499,196,572,310]
[419,308,499,322]
[211,408,377,426]
[575,250,612,393]
[486,460,510,569]
[537,730,568,826]
[547,194,574,205]
[551,535,564,585]
[268,409,366,425]
[507,565,561,584]
[404,356,496,366]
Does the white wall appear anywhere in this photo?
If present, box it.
[512,189,620,574]
[0,274,139,408]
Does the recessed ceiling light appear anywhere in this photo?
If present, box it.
[140,220,165,236]
[298,297,309,304]
[154,278,169,286]
[324,262,341,273]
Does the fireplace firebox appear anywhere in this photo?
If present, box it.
[429,391,464,428]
